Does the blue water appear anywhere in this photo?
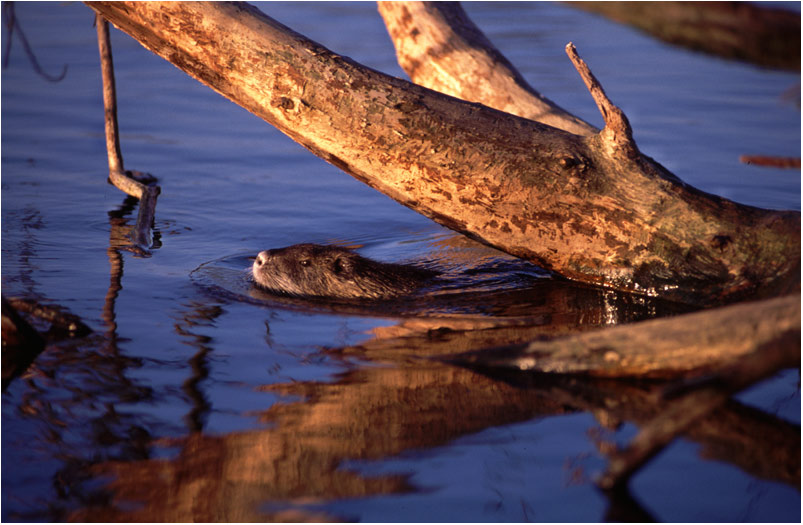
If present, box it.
[2,2,800,522]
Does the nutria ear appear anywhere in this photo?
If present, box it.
[333,255,357,275]
[332,257,346,275]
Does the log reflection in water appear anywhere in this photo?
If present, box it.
[70,360,571,522]
[3,198,166,521]
[67,336,798,522]
[173,302,225,433]
[65,275,767,522]
[469,369,800,490]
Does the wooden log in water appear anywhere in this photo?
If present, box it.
[1,296,46,391]
[450,293,800,378]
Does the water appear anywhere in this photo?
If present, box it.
[2,2,800,522]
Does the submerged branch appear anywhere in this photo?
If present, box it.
[96,14,160,249]
[450,294,800,378]
[2,296,46,391]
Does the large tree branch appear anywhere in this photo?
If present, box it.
[376,1,596,135]
[86,2,799,305]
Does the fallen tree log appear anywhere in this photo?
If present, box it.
[86,2,799,305]
[450,293,800,378]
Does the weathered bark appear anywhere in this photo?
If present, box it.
[377,1,596,135]
[85,2,800,305]
[571,1,801,72]
[451,293,800,378]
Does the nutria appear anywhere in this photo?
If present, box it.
[251,243,437,300]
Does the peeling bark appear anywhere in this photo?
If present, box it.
[85,2,800,305]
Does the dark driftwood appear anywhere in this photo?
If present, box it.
[5,297,92,338]
[572,1,801,72]
[85,1,799,306]
[1,296,93,390]
[1,296,46,390]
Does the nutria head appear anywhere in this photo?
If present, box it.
[252,243,433,300]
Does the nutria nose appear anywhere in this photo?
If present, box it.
[255,250,270,267]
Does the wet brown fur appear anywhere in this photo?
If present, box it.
[252,243,435,300]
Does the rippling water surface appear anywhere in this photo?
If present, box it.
[2,2,800,522]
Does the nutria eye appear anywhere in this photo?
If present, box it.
[300,259,311,267]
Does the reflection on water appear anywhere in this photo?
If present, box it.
[69,363,573,522]
[57,352,798,522]
[2,1,800,522]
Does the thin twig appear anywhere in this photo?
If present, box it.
[565,42,635,153]
[96,14,124,175]
[2,3,15,69]
[108,169,147,199]
[96,14,160,249]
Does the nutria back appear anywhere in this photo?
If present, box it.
[252,243,436,300]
